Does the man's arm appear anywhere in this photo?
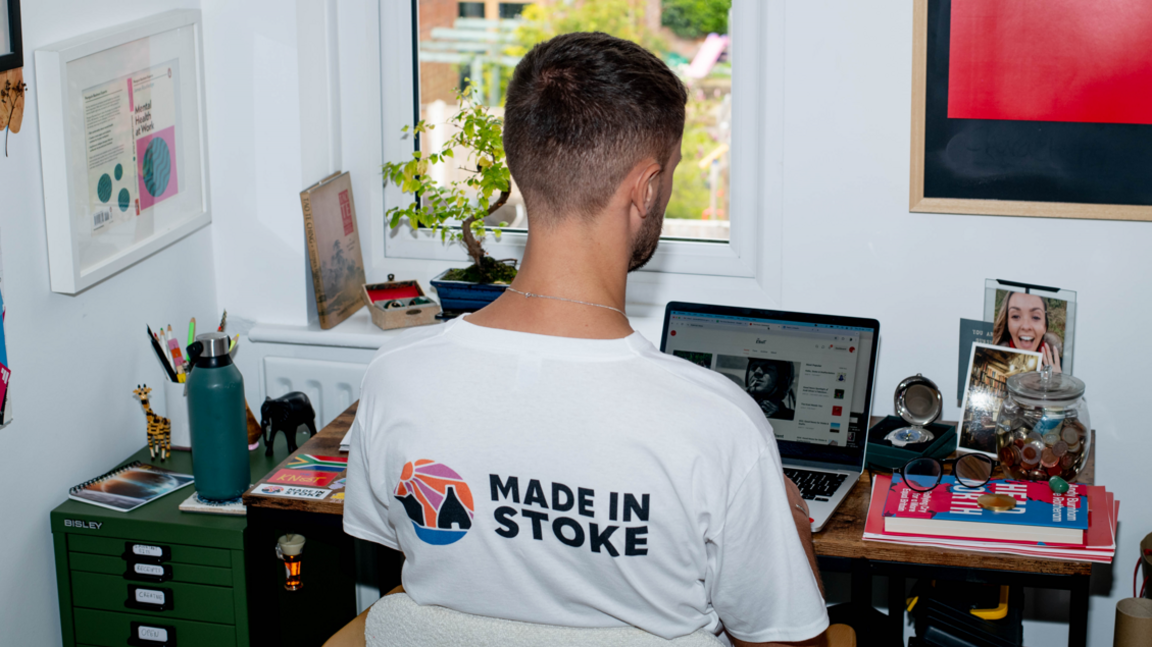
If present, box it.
[728,477,826,647]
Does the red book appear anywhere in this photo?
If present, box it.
[883,476,1087,544]
[864,474,1116,563]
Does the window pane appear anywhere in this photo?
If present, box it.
[417,0,733,242]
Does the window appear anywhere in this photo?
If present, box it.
[381,0,772,279]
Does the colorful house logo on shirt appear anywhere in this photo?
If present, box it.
[394,460,474,545]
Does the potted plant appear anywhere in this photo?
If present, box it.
[381,89,517,312]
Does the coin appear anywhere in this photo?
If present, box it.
[1052,440,1068,457]
[1061,425,1079,444]
[978,493,1017,512]
[1043,432,1060,446]
[999,445,1020,467]
[1020,443,1041,465]
[1040,448,1058,468]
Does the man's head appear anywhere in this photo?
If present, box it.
[504,32,687,269]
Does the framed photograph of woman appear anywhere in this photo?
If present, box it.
[959,342,1042,456]
[984,279,1076,375]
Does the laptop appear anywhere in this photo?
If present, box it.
[660,302,880,531]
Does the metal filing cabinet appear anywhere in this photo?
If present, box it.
[51,445,288,647]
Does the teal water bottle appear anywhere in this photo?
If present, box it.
[186,332,249,501]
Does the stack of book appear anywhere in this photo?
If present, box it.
[863,473,1117,563]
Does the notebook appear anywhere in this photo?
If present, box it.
[69,461,194,512]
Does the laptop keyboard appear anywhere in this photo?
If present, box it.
[783,469,848,501]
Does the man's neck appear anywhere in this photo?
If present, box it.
[463,218,634,340]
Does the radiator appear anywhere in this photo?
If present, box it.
[262,357,369,428]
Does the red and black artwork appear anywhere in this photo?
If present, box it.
[911,0,1152,221]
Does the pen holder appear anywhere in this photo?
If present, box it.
[162,380,191,451]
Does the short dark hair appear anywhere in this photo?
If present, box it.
[503,32,687,221]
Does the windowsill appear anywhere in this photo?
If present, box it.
[248,304,668,350]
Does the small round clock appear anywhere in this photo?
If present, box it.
[885,374,943,447]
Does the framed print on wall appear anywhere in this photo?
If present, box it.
[0,0,24,72]
[36,10,209,294]
[910,0,1152,222]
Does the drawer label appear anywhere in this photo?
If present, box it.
[134,563,165,577]
[128,621,175,646]
[132,544,164,557]
[126,585,174,612]
[136,588,166,606]
[138,625,168,642]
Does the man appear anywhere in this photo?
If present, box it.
[343,32,827,647]
[745,359,797,421]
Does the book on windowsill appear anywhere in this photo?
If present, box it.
[883,475,1088,544]
[864,473,1117,563]
[68,461,194,512]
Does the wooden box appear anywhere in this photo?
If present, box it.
[362,278,441,330]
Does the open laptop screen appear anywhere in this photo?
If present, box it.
[660,303,879,470]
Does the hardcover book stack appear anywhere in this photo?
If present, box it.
[863,474,1117,563]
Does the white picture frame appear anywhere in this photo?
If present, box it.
[35,10,210,294]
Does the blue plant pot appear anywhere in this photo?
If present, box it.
[429,269,511,312]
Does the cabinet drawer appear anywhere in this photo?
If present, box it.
[69,535,231,567]
[70,552,233,587]
[72,571,235,624]
[74,607,236,647]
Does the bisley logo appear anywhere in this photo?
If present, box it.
[64,519,102,530]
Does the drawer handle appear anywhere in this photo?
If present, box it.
[124,585,175,612]
[124,562,172,583]
[128,621,176,646]
[122,541,171,564]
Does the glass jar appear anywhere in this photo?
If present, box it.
[995,366,1091,482]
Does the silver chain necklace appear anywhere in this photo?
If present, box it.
[505,286,628,319]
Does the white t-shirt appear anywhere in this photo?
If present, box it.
[343,317,828,644]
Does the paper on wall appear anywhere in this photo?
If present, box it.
[80,59,181,237]
[82,75,138,233]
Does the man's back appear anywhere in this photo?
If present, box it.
[343,318,827,643]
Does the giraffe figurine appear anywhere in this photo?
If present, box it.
[132,385,172,461]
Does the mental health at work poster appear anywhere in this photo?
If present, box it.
[80,59,181,236]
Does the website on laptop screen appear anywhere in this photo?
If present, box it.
[664,311,875,454]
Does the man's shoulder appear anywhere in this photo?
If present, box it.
[365,322,456,370]
[633,346,774,435]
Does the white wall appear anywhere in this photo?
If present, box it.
[778,3,1149,644]
[0,1,216,645]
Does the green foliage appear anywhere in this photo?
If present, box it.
[381,88,512,259]
[661,0,731,39]
[666,92,727,220]
[511,0,666,57]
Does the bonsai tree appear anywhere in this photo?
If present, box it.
[382,89,516,284]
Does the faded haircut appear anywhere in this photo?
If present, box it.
[503,32,687,222]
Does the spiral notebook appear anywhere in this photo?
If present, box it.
[69,461,194,512]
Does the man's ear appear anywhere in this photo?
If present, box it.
[630,160,663,218]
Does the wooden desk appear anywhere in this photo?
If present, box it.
[246,404,1097,647]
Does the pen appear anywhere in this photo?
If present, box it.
[157,327,174,373]
[188,317,196,347]
[217,309,227,333]
[229,333,239,353]
[147,325,178,382]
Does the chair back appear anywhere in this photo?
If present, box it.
[365,593,725,647]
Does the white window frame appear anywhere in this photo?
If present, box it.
[376,0,783,296]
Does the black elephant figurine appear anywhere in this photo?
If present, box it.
[261,392,318,456]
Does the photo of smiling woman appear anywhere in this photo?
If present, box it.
[991,290,1069,373]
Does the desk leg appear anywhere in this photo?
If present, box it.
[1068,575,1089,647]
[888,574,905,642]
